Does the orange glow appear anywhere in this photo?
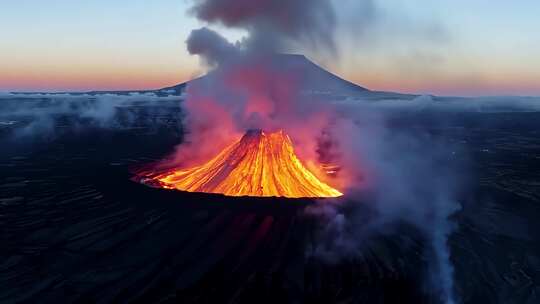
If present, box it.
[0,68,192,92]
[143,129,343,198]
[0,53,198,92]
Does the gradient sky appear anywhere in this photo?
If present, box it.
[1,0,539,96]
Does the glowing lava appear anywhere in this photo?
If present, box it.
[146,129,343,198]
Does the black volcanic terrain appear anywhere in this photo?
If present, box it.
[1,90,540,303]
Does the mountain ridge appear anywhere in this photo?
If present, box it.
[7,54,416,100]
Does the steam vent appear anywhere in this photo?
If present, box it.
[151,129,343,198]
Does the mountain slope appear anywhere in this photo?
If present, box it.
[145,129,342,198]
[158,54,369,95]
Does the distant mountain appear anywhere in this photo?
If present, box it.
[268,54,369,94]
[156,54,415,100]
[158,54,368,96]
[8,54,414,100]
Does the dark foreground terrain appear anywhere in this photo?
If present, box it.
[1,96,539,303]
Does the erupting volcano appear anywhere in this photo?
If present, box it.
[143,129,343,198]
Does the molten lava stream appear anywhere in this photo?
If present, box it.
[151,129,343,198]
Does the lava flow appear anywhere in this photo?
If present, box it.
[142,129,343,198]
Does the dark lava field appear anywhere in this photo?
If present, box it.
[1,96,539,303]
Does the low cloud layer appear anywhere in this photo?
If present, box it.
[0,92,182,138]
[352,94,540,112]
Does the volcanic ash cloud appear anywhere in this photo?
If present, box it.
[160,1,463,302]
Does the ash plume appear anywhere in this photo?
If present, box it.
[189,0,336,53]
[186,27,240,67]
[304,113,462,303]
[176,1,463,303]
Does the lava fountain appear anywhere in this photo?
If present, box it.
[139,129,343,198]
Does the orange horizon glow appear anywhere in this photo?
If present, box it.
[2,1,539,97]
[3,67,538,96]
[1,66,197,92]
[346,71,540,97]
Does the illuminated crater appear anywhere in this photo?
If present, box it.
[146,129,343,198]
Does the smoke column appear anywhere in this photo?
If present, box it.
[174,1,461,302]
[189,0,336,52]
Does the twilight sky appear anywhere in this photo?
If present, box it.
[1,0,539,96]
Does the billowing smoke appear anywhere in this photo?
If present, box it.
[304,113,463,303]
[186,27,240,67]
[175,1,463,302]
[174,0,340,171]
[189,0,336,52]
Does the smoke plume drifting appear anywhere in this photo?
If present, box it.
[186,27,240,67]
[189,0,336,52]
[168,1,463,302]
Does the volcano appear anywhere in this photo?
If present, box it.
[158,54,370,96]
[145,129,342,198]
